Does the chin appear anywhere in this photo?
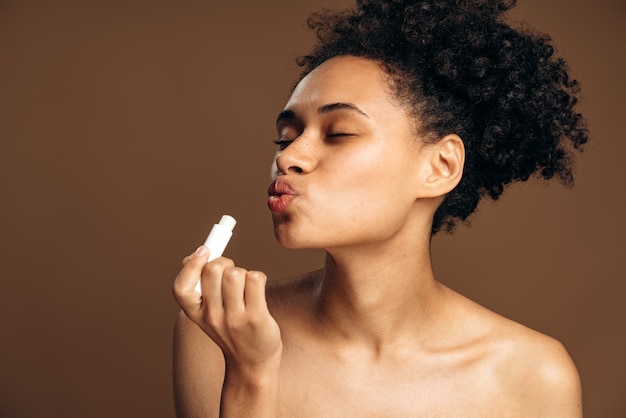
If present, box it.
[273,225,321,250]
[274,232,309,249]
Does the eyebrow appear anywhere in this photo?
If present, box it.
[276,102,369,125]
[318,102,369,118]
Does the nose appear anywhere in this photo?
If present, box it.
[273,135,316,176]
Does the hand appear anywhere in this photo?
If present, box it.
[173,246,283,374]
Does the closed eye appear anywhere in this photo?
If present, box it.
[273,139,292,150]
[325,132,356,142]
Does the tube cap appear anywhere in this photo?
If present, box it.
[218,215,237,231]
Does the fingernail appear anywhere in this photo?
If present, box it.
[195,245,208,256]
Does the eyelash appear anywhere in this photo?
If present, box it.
[273,133,352,151]
[273,139,292,151]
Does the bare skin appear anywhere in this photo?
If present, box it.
[173,56,582,417]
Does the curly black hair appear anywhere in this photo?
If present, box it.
[296,0,588,235]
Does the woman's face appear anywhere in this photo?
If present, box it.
[268,55,432,251]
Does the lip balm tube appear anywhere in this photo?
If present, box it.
[195,215,237,294]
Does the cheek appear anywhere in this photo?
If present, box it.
[338,150,419,241]
[332,147,411,200]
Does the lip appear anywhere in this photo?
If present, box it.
[267,178,298,213]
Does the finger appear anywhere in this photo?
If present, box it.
[200,257,235,311]
[173,246,211,311]
[221,267,247,313]
[243,271,268,313]
[181,255,192,266]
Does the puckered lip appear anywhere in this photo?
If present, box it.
[267,178,298,214]
[267,177,297,197]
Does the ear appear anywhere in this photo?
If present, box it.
[419,134,465,198]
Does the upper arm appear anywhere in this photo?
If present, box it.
[173,311,225,418]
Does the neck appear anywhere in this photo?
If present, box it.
[313,235,444,351]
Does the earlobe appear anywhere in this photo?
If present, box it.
[422,134,465,196]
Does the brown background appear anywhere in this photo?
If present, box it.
[1,0,624,416]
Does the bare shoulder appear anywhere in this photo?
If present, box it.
[497,321,582,416]
[452,290,582,416]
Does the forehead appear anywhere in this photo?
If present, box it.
[285,56,398,111]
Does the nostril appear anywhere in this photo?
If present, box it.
[290,166,304,174]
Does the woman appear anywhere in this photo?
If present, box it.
[173,0,587,416]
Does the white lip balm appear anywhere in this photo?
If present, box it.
[195,214,237,294]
